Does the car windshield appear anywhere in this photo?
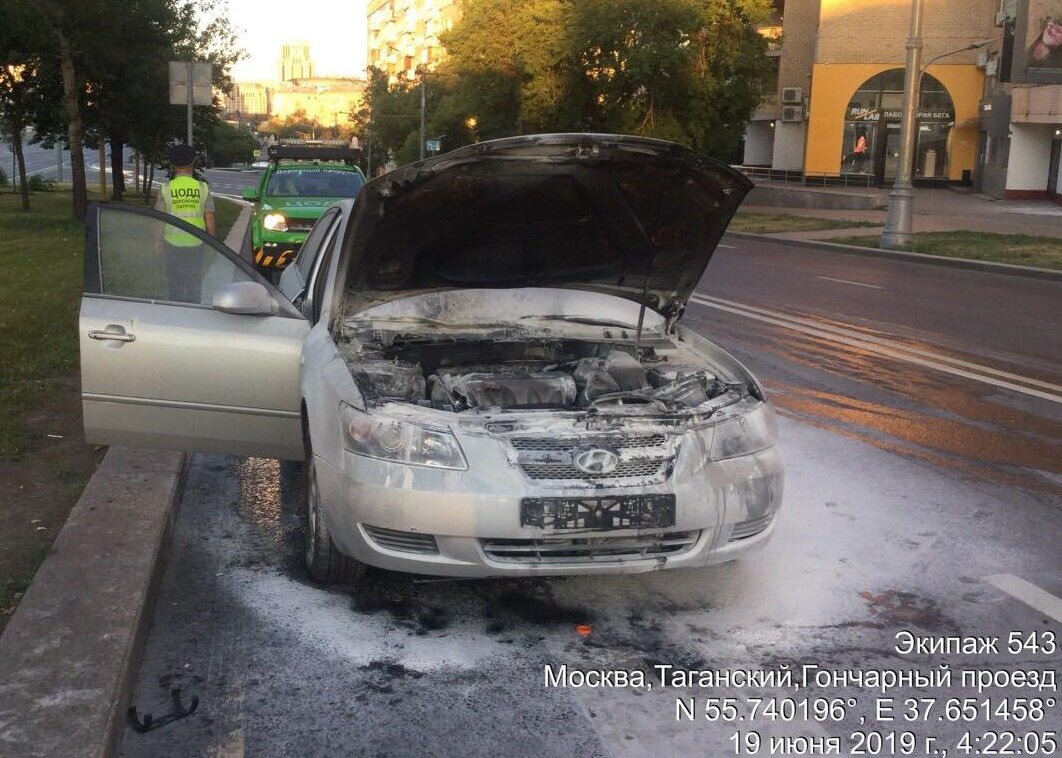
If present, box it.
[266,168,363,198]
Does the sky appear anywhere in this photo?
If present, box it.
[225,0,369,82]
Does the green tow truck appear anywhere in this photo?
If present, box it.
[242,140,365,275]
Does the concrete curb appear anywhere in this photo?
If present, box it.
[725,231,1062,282]
[0,448,187,758]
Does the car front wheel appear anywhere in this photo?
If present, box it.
[304,452,363,584]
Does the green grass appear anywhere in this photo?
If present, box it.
[214,197,241,242]
[728,211,881,234]
[0,192,84,459]
[829,231,1062,270]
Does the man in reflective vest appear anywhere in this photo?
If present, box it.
[155,144,216,302]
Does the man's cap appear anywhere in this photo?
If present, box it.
[167,144,196,167]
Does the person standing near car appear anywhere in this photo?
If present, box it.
[156,144,216,302]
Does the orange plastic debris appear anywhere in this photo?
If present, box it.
[575,624,592,636]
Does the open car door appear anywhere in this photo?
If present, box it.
[80,203,308,459]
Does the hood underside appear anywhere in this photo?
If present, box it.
[341,133,752,319]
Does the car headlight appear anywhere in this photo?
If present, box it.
[262,213,287,231]
[341,403,467,470]
[708,403,777,461]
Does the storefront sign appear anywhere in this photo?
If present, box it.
[848,107,955,122]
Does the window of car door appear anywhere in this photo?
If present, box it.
[91,203,294,312]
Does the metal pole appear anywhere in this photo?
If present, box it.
[419,75,426,161]
[56,143,62,182]
[186,61,194,146]
[881,0,924,249]
[367,127,373,177]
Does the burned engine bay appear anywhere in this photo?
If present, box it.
[340,327,745,416]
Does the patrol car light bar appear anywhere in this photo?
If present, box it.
[267,142,362,164]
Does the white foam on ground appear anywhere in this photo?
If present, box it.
[226,567,506,671]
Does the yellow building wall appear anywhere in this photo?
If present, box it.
[805,63,984,181]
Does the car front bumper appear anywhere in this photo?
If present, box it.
[253,231,308,271]
[313,434,784,577]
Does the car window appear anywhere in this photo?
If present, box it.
[295,209,340,281]
[265,168,363,198]
[96,205,256,307]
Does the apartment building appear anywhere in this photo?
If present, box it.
[367,0,462,83]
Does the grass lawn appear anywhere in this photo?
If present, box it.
[829,230,1062,270]
[0,187,242,630]
[728,210,881,234]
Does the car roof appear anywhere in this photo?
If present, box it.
[269,161,361,171]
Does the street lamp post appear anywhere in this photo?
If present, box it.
[880,0,925,250]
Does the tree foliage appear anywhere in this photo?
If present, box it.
[367,0,775,165]
[3,0,243,218]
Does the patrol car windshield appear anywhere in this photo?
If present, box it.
[266,168,364,198]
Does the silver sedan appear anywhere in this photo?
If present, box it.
[80,133,784,583]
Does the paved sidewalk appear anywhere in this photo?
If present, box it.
[741,186,1062,239]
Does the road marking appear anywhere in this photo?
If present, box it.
[984,574,1062,624]
[688,294,1062,404]
[697,295,1062,394]
[718,243,737,249]
[816,275,885,290]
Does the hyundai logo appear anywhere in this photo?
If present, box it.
[573,447,620,475]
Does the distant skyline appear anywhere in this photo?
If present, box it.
[226,0,368,81]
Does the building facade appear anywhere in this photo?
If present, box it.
[367,0,462,83]
[749,0,1062,199]
[746,0,994,187]
[279,41,314,82]
[224,82,272,120]
[269,78,367,127]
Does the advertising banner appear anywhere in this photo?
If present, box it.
[1010,0,1062,82]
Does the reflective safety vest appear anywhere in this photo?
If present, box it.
[162,175,209,247]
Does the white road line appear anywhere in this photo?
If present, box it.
[688,295,1062,404]
[984,575,1062,624]
[816,275,885,290]
[718,244,737,249]
[692,294,1062,396]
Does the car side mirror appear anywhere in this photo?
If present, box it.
[242,187,259,202]
[212,281,278,316]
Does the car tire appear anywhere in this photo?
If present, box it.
[304,452,363,584]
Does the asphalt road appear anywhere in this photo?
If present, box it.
[121,238,1061,756]
[0,137,260,198]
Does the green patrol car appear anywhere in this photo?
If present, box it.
[243,141,365,274]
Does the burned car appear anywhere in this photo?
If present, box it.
[80,133,783,583]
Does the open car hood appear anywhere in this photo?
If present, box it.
[341,134,752,322]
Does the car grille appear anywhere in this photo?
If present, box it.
[520,459,667,481]
[506,432,677,487]
[363,525,439,554]
[729,513,774,541]
[510,433,668,451]
[285,217,315,231]
[481,531,699,564]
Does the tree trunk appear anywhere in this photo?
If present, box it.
[109,136,124,200]
[146,163,155,204]
[57,28,86,221]
[11,126,30,211]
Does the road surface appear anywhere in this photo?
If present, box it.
[120,236,1061,756]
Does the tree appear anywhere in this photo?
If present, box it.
[258,109,322,140]
[26,0,243,216]
[206,120,257,166]
[0,1,50,210]
[426,0,775,161]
